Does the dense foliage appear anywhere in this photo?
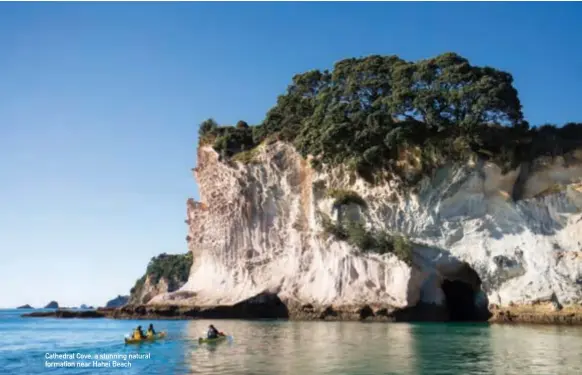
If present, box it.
[198,52,582,184]
[129,252,193,303]
[198,118,255,159]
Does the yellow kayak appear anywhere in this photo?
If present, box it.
[124,331,167,344]
[198,334,228,344]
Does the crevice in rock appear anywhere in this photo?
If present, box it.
[511,161,531,201]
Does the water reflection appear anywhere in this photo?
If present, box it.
[489,325,582,374]
[411,323,493,375]
[184,320,418,375]
[179,321,582,375]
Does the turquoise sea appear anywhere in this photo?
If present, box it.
[2,309,582,374]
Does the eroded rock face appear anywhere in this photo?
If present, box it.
[151,142,582,314]
[127,253,193,305]
[129,276,172,305]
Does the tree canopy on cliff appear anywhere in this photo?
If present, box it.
[199,52,582,183]
[260,53,525,136]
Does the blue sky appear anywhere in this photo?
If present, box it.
[0,2,581,308]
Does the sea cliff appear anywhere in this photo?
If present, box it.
[142,138,582,324]
[152,53,582,323]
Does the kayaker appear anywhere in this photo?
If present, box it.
[207,324,220,339]
[146,324,156,337]
[132,326,146,340]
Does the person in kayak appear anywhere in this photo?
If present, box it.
[207,324,221,339]
[146,324,156,337]
[132,326,146,340]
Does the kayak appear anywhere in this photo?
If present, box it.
[124,331,167,344]
[198,334,228,344]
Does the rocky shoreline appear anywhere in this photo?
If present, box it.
[22,309,107,318]
[20,299,582,325]
[488,304,582,325]
[19,304,449,322]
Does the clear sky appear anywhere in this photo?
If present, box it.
[1,2,581,308]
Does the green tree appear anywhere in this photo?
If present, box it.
[236,120,249,129]
[199,118,218,137]
[407,53,524,130]
[197,53,582,190]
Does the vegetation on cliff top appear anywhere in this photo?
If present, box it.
[199,52,582,185]
[129,252,193,304]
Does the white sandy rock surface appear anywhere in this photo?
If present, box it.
[149,142,582,310]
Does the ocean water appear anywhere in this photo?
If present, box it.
[2,309,582,374]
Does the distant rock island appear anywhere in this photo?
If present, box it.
[80,304,94,309]
[44,301,59,309]
[17,304,33,309]
[105,295,128,308]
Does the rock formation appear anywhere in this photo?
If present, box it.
[148,141,582,322]
[128,252,192,305]
[105,295,129,308]
[17,304,33,309]
[143,53,582,323]
[22,309,105,319]
[44,301,58,309]
[129,276,171,305]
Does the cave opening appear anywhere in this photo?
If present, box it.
[442,280,479,321]
[441,263,489,322]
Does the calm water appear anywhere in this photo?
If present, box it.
[2,309,582,374]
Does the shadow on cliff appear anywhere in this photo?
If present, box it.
[475,154,582,240]
[429,157,578,241]
[113,292,289,320]
[227,292,290,319]
[390,250,492,323]
[466,194,575,240]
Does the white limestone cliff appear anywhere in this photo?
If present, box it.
[150,142,582,311]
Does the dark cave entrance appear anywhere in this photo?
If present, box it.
[442,280,479,321]
[441,263,489,322]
